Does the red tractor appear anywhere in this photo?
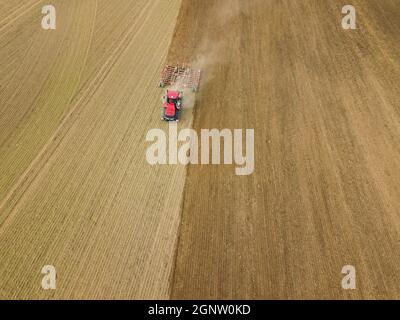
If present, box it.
[162,90,183,122]
[159,64,201,122]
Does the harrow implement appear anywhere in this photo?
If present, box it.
[159,64,202,92]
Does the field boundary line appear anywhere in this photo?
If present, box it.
[166,1,198,298]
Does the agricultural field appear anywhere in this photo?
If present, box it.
[1,0,400,300]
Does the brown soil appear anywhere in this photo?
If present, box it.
[169,0,400,299]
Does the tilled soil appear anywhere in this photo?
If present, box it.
[169,0,400,299]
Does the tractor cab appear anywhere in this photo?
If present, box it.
[166,90,182,107]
